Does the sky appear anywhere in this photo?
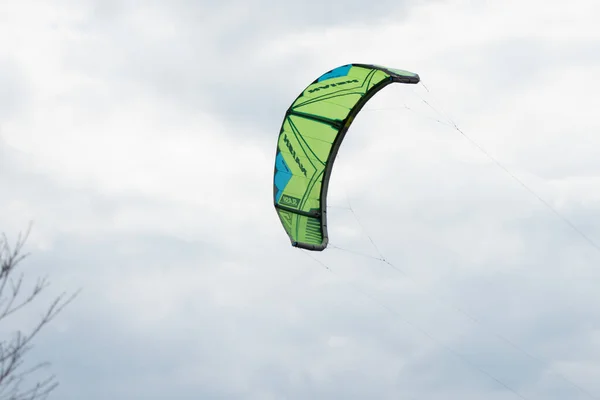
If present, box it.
[1,0,600,399]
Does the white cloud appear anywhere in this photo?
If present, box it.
[1,0,600,399]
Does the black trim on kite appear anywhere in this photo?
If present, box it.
[315,65,420,251]
[287,110,344,129]
[292,241,323,251]
[274,203,321,218]
[354,63,421,84]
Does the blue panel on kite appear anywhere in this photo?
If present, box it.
[317,64,352,82]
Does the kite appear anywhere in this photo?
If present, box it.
[273,63,420,251]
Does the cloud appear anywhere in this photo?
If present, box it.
[1,0,600,399]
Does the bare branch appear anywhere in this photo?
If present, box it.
[0,226,78,400]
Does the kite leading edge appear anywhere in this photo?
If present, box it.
[273,63,420,251]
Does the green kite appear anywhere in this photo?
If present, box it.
[273,63,420,251]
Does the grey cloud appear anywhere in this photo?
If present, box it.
[152,0,419,33]
[15,216,567,399]
[0,58,29,119]
[51,0,433,136]
[5,166,600,400]
[426,36,600,118]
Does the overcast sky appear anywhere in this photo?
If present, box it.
[1,0,600,399]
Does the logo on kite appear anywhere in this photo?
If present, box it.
[283,134,307,176]
[280,195,301,208]
[307,79,360,94]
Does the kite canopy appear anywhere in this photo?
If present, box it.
[273,63,420,251]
